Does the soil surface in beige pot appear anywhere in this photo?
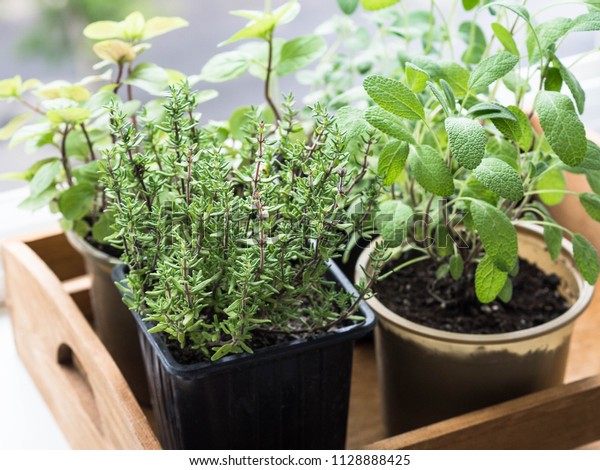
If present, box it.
[357,224,594,437]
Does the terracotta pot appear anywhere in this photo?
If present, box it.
[65,232,150,405]
[356,223,594,437]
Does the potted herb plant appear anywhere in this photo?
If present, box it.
[351,1,600,436]
[0,11,197,403]
[106,84,374,450]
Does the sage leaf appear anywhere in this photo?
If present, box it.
[468,52,519,90]
[439,61,470,97]
[436,225,454,257]
[363,75,425,121]
[570,12,600,31]
[544,67,563,92]
[378,140,409,185]
[498,278,513,303]
[536,168,566,206]
[475,255,509,303]
[573,234,600,284]
[336,106,370,143]
[586,170,600,194]
[277,35,326,76]
[377,200,413,246]
[543,223,562,261]
[364,106,415,143]
[449,253,464,280]
[580,193,600,222]
[509,105,534,151]
[459,21,487,64]
[473,158,524,201]
[535,91,586,166]
[554,55,585,114]
[470,200,518,272]
[491,22,519,55]
[426,81,451,117]
[445,117,486,170]
[406,62,430,93]
[408,145,455,197]
[581,140,600,171]
[467,102,518,121]
[527,18,573,62]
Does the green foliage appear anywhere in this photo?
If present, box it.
[445,117,486,170]
[475,256,508,304]
[104,87,369,359]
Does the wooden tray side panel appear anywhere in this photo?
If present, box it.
[2,234,159,450]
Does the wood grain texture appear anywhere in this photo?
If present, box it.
[1,227,159,450]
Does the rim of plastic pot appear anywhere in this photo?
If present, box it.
[65,230,120,265]
[112,259,376,378]
[355,222,595,346]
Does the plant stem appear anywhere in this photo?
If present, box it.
[60,126,74,187]
[264,32,282,125]
[80,123,96,162]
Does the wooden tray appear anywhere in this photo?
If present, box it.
[3,227,600,449]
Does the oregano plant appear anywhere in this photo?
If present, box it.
[104,83,371,360]
[349,1,600,304]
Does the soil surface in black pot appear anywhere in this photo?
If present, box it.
[374,257,570,334]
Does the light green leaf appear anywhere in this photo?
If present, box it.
[491,111,522,142]
[573,234,599,284]
[439,62,470,98]
[0,113,33,140]
[378,140,409,185]
[581,140,600,171]
[426,81,451,117]
[92,40,136,63]
[449,254,464,280]
[462,0,480,10]
[336,106,370,143]
[445,117,486,170]
[470,200,518,272]
[570,12,600,32]
[47,108,91,126]
[498,278,513,303]
[29,160,61,198]
[468,52,519,90]
[337,0,360,14]
[364,107,415,143]
[19,187,59,211]
[467,102,518,121]
[406,62,430,93]
[92,211,115,243]
[220,17,276,45]
[509,105,534,151]
[544,223,563,261]
[586,170,600,194]
[58,184,97,221]
[124,63,170,95]
[377,200,413,245]
[536,168,566,206]
[199,51,250,83]
[360,0,400,10]
[475,255,509,303]
[491,22,519,55]
[459,21,487,64]
[544,67,563,92]
[535,91,587,166]
[408,145,455,197]
[142,17,188,40]
[277,35,326,76]
[580,193,600,222]
[527,18,573,61]
[554,56,585,114]
[473,158,524,201]
[363,75,425,121]
[83,20,121,40]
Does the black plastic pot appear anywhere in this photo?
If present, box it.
[113,261,375,450]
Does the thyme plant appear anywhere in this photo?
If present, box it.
[351,1,600,304]
[104,84,369,361]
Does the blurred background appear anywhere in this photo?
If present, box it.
[1,0,599,192]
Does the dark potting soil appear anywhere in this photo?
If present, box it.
[374,257,570,334]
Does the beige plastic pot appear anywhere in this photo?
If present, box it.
[66,231,149,405]
[356,223,594,437]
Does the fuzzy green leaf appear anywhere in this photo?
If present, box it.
[582,140,600,171]
[527,18,573,62]
[449,253,464,280]
[360,0,400,10]
[445,117,486,170]
[535,91,587,166]
[491,22,519,55]
[573,234,600,284]
[536,168,566,206]
[491,110,522,142]
[406,62,430,93]
[378,140,409,185]
[570,12,600,31]
[475,255,509,303]
[277,35,326,76]
[467,102,518,121]
[580,193,600,222]
[363,75,425,121]
[377,200,413,245]
[459,21,487,64]
[365,107,415,144]
[408,145,455,197]
[586,170,600,194]
[439,62,470,98]
[509,105,534,151]
[544,223,563,261]
[544,67,563,92]
[470,200,518,272]
[554,56,585,114]
[473,158,524,201]
[468,52,519,90]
